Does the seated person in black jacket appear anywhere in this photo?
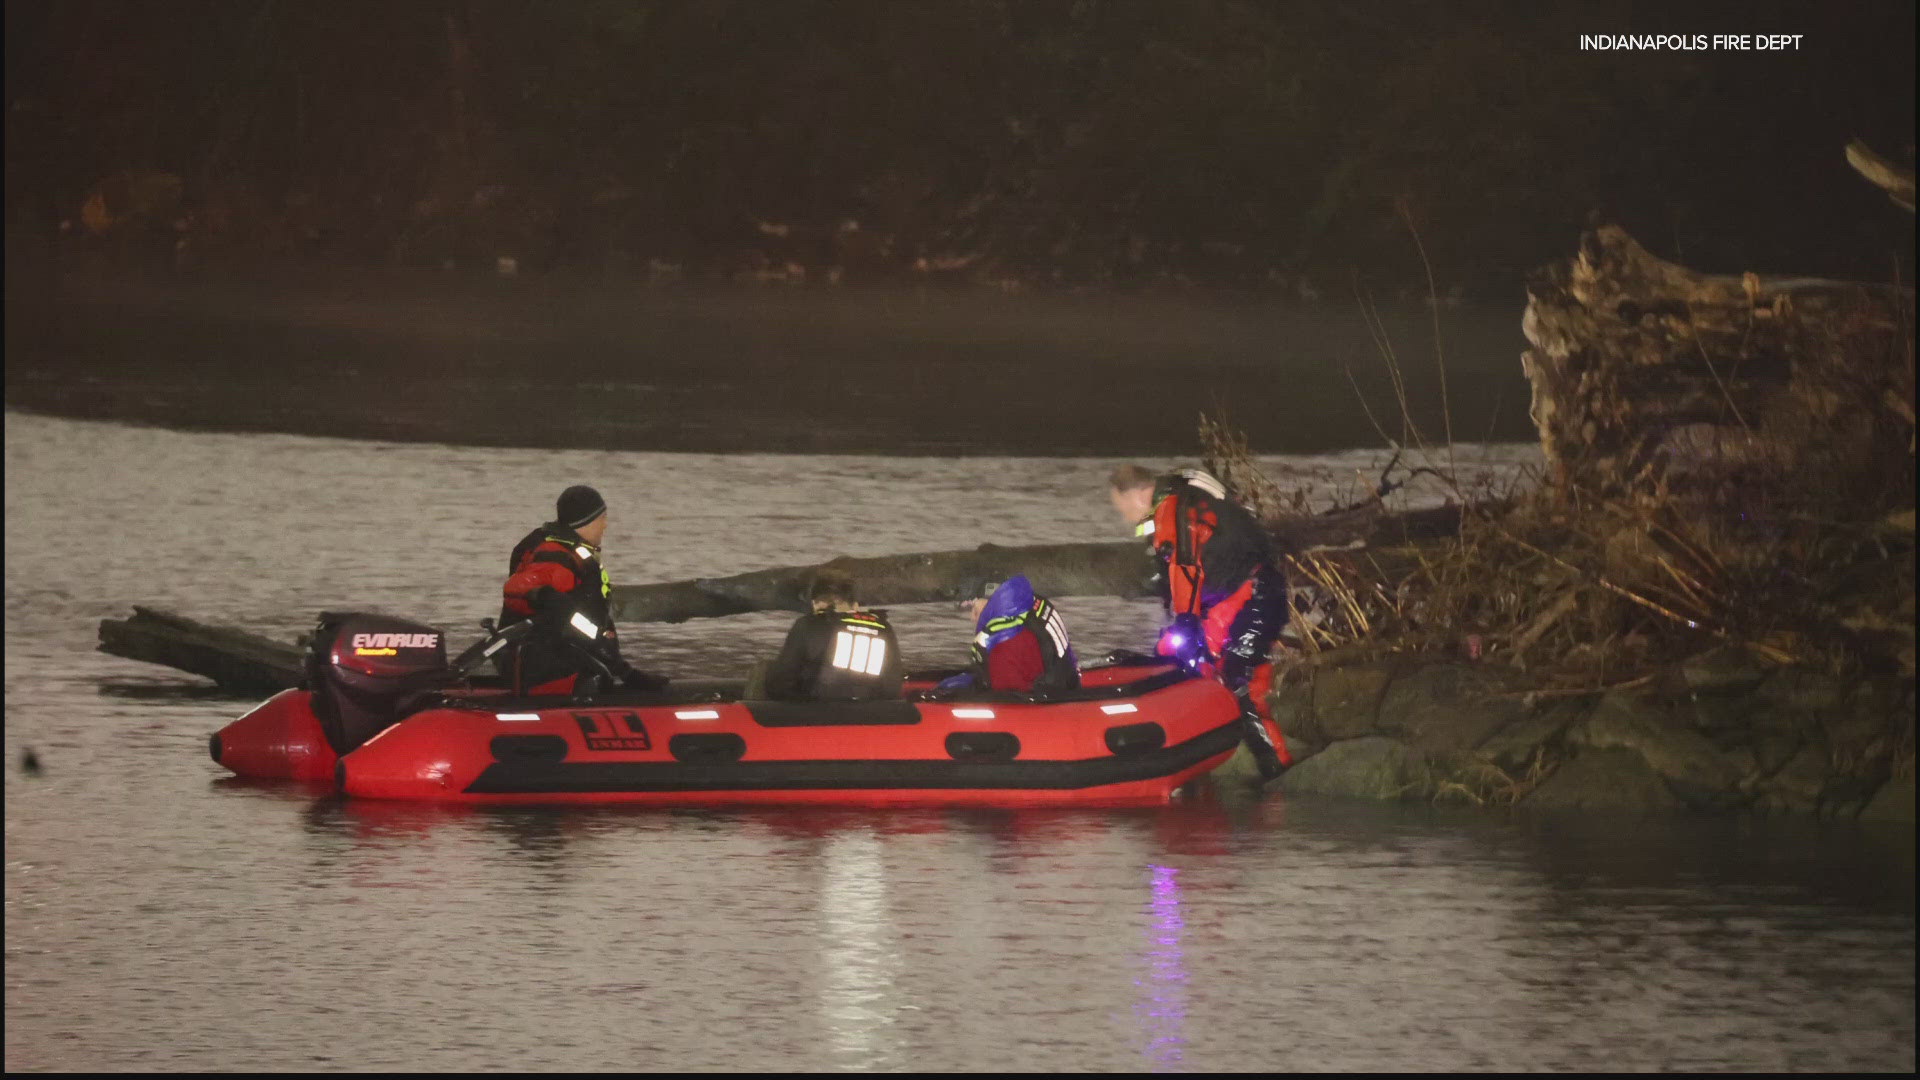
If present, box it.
[758,569,905,701]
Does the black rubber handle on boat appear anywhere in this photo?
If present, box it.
[449,621,532,677]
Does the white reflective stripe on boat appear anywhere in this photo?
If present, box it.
[952,708,996,719]
[495,713,543,722]
[675,710,721,720]
[1100,703,1138,714]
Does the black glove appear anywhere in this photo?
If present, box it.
[621,667,670,692]
[529,586,568,628]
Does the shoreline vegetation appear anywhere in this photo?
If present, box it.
[1206,225,1915,823]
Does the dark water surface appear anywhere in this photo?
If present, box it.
[5,415,1913,1072]
[3,267,1536,455]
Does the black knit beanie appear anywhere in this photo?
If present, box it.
[556,485,607,530]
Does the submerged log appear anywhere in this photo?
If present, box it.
[98,606,306,691]
[1521,225,1914,501]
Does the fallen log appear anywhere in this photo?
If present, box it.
[608,502,1483,622]
[611,539,1152,622]
[98,606,306,691]
[99,503,1483,685]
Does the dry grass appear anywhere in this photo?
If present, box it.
[1429,747,1554,808]
[1195,251,1916,694]
[1212,432,1917,690]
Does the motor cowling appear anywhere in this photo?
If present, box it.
[307,612,451,755]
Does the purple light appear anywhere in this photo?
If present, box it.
[1135,863,1188,1070]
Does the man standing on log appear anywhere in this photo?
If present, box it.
[759,569,904,701]
[498,485,668,695]
[1109,464,1292,779]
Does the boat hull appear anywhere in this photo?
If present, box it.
[338,668,1242,806]
[211,688,338,780]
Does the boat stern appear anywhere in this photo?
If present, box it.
[210,688,337,780]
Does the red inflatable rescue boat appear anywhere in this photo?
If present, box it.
[212,612,1244,806]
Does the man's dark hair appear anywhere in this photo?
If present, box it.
[809,568,858,605]
[1108,464,1158,492]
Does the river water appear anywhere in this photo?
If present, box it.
[4,412,1913,1071]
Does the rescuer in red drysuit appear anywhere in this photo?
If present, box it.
[1109,464,1292,779]
[498,485,668,695]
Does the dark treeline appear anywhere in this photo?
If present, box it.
[5,0,1913,294]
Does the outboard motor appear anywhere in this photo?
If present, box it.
[306,612,451,755]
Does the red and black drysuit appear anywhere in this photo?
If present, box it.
[1138,468,1293,775]
[762,609,906,701]
[497,524,656,695]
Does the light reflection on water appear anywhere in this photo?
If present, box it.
[8,756,1917,1071]
[1137,864,1188,1072]
[819,827,905,1071]
[4,414,1914,1072]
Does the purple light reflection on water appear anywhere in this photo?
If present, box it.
[1133,863,1189,1071]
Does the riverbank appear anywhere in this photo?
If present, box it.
[1217,228,1916,822]
[1212,641,1916,824]
[1225,492,1915,824]
[1207,495,1916,823]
